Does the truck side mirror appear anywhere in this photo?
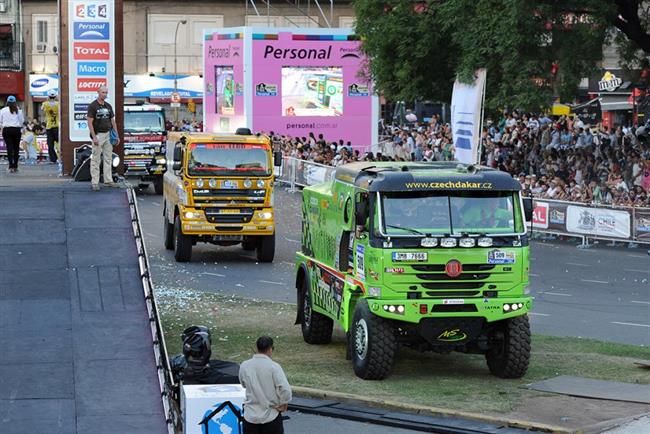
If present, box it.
[172,147,183,171]
[355,199,369,226]
[273,151,283,167]
[522,197,533,222]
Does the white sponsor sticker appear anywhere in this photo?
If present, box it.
[487,249,515,264]
[443,299,465,305]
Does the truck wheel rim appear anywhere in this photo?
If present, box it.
[355,319,369,360]
[303,291,312,327]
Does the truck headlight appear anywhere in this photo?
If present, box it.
[368,287,381,297]
[209,179,217,188]
[257,211,273,220]
[478,237,493,247]
[156,158,166,165]
[112,156,120,167]
[257,179,265,188]
[184,210,202,219]
[244,179,252,188]
[440,238,457,248]
[196,179,204,188]
[459,238,475,248]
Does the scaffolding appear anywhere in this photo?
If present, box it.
[245,0,336,28]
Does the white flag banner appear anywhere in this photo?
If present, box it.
[451,69,486,164]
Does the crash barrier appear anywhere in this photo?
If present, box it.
[126,188,179,434]
[0,135,52,157]
[276,157,650,245]
[532,198,650,246]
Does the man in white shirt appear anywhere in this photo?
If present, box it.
[239,336,292,433]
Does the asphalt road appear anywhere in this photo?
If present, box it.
[136,186,650,346]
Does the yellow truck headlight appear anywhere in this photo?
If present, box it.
[184,210,202,219]
[257,211,273,220]
[257,179,265,188]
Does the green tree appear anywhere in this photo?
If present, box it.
[354,0,621,115]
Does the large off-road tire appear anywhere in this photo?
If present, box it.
[174,215,192,262]
[485,314,531,379]
[256,234,275,263]
[153,177,164,195]
[163,211,174,250]
[351,300,397,380]
[300,279,333,344]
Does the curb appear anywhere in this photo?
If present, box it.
[291,385,574,433]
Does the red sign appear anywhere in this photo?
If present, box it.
[532,202,549,229]
[77,78,107,91]
[73,42,110,60]
[445,260,463,278]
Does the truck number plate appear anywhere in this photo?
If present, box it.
[221,180,237,189]
[220,209,240,214]
[392,252,428,262]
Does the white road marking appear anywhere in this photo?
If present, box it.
[152,264,174,269]
[631,300,650,305]
[529,273,540,277]
[624,269,650,274]
[580,279,608,284]
[202,272,226,277]
[612,321,650,328]
[539,291,572,297]
[145,232,160,239]
[627,254,647,259]
[528,312,550,316]
[566,262,590,267]
[259,280,284,286]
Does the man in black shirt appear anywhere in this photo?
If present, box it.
[87,86,119,190]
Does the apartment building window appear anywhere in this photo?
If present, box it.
[36,20,48,53]
[0,24,13,60]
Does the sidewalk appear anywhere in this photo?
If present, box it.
[0,163,168,433]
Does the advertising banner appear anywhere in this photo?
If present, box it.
[532,201,548,229]
[566,205,631,239]
[68,0,115,141]
[451,69,486,164]
[633,208,650,241]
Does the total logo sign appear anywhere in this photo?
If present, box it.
[77,77,107,92]
[74,42,109,60]
[75,3,108,19]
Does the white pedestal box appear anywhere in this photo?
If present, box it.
[182,384,246,434]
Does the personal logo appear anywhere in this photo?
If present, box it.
[73,22,109,40]
[73,42,110,60]
[445,260,463,278]
[384,267,404,273]
[436,328,467,342]
[598,71,622,92]
[487,249,515,264]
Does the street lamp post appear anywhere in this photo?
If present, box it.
[174,19,187,124]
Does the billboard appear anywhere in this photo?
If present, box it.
[204,28,378,149]
[68,0,115,141]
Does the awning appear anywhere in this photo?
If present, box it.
[571,97,600,111]
[551,103,571,116]
[599,94,632,111]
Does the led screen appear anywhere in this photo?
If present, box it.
[215,66,235,115]
[281,67,343,116]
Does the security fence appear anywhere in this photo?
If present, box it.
[276,156,650,245]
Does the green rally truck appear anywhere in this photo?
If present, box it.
[294,162,534,380]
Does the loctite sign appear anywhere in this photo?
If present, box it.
[68,1,114,141]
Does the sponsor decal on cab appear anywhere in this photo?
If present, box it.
[77,77,107,91]
[73,42,110,60]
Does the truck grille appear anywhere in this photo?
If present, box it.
[193,189,266,205]
[204,208,253,224]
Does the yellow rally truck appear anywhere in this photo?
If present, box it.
[162,129,282,263]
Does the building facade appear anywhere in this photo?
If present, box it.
[0,0,24,102]
[19,0,355,119]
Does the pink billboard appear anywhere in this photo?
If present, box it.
[204,28,378,149]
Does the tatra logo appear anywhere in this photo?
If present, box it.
[437,328,468,342]
[445,260,463,278]
[73,42,110,60]
[264,45,332,59]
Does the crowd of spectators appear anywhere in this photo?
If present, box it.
[271,110,650,208]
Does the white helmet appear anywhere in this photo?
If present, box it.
[47,89,58,98]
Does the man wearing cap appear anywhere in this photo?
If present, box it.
[42,89,60,164]
[87,86,119,191]
[0,95,25,173]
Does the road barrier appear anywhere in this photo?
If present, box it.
[277,157,650,246]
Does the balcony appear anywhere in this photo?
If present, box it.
[0,40,23,71]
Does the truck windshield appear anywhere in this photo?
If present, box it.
[124,111,165,133]
[381,192,518,235]
[187,143,271,177]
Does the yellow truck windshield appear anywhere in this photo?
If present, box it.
[187,143,271,177]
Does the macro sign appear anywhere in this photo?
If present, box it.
[68,1,114,141]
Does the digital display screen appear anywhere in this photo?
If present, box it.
[281,67,343,116]
[215,66,235,115]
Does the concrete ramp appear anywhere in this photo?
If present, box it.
[0,166,168,433]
